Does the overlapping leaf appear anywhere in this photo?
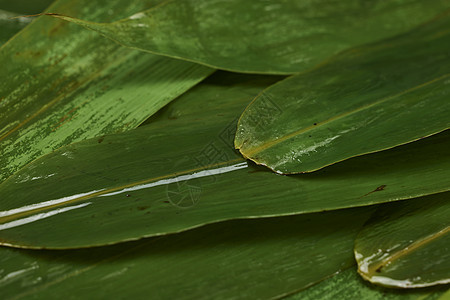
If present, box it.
[1,1,448,296]
[0,0,55,45]
[235,12,450,173]
[355,192,450,288]
[0,0,55,15]
[0,207,372,299]
[0,11,32,45]
[0,0,213,183]
[286,268,449,300]
[45,0,449,74]
[0,72,448,248]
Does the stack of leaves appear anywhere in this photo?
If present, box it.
[0,0,448,298]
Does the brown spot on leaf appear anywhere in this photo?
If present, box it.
[360,185,387,198]
[49,20,67,36]
[374,185,386,192]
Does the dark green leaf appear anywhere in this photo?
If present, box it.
[235,12,450,173]
[0,0,213,183]
[0,10,32,45]
[0,207,372,299]
[285,268,449,300]
[46,0,449,74]
[0,1,56,45]
[354,193,450,288]
[0,0,54,15]
[0,72,448,248]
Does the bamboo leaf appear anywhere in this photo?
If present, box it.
[0,10,33,45]
[0,0,55,15]
[0,207,372,299]
[235,12,450,173]
[285,268,449,300]
[354,193,450,288]
[0,72,448,248]
[0,0,213,183]
[0,1,54,45]
[45,0,449,74]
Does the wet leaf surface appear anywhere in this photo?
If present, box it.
[0,207,372,299]
[355,193,450,288]
[46,0,449,74]
[235,12,450,173]
[1,2,449,295]
[0,0,213,183]
[286,267,449,300]
[0,72,448,248]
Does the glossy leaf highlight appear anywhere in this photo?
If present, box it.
[46,0,449,74]
[0,0,213,183]
[235,12,450,173]
[0,72,449,248]
[355,193,450,288]
[286,268,449,300]
[0,207,372,299]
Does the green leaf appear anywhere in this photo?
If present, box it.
[0,72,448,248]
[0,1,55,45]
[285,268,449,300]
[354,192,450,288]
[0,10,33,45]
[0,0,213,183]
[0,207,372,299]
[0,0,55,15]
[45,0,449,74]
[235,12,450,174]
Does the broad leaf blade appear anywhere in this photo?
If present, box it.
[0,0,213,183]
[0,72,448,248]
[0,10,33,45]
[0,207,372,299]
[0,0,54,45]
[235,12,450,173]
[355,193,450,288]
[46,0,449,74]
